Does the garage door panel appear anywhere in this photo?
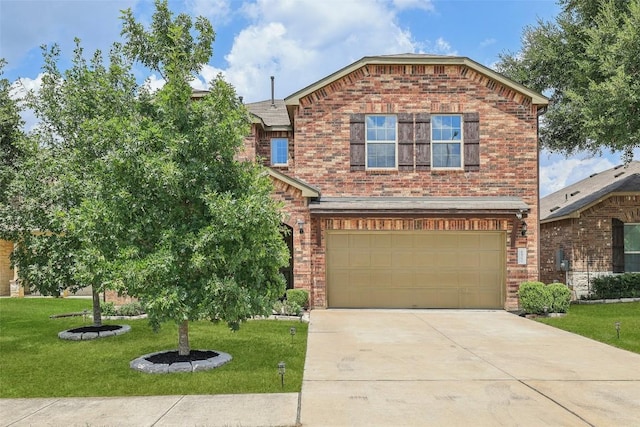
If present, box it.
[371,252,392,266]
[391,251,415,267]
[327,231,505,309]
[349,252,372,267]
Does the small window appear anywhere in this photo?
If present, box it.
[271,138,288,166]
[366,115,397,169]
[431,115,462,169]
[624,223,640,272]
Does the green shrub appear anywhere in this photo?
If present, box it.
[286,289,309,309]
[273,300,302,316]
[518,281,552,314]
[118,302,145,316]
[100,301,117,316]
[590,273,640,299]
[100,301,145,316]
[547,283,571,313]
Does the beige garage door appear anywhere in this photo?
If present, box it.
[326,231,505,309]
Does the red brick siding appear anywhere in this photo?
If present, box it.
[269,178,313,297]
[291,64,539,309]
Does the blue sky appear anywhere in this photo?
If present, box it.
[1,0,636,196]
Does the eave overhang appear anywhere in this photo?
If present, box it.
[267,168,320,198]
[309,196,530,217]
[540,191,640,224]
[284,55,549,107]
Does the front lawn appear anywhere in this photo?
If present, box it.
[0,298,308,398]
[536,302,640,354]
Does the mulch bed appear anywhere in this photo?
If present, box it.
[145,350,219,365]
[67,325,123,333]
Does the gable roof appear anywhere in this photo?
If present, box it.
[267,168,320,198]
[245,99,291,130]
[284,54,549,107]
[540,161,640,223]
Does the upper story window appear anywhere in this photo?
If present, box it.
[624,223,640,272]
[431,115,462,169]
[366,115,397,169]
[271,138,288,166]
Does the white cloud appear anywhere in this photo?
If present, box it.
[430,37,457,55]
[220,0,424,101]
[392,0,434,12]
[186,0,233,25]
[539,152,616,197]
[144,74,167,92]
[479,38,496,48]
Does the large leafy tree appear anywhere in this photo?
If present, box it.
[497,0,640,161]
[77,0,288,355]
[0,42,139,326]
[0,59,24,205]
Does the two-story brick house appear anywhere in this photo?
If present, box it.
[244,54,548,311]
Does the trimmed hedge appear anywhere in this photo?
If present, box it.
[518,281,571,314]
[589,273,640,299]
[286,289,309,309]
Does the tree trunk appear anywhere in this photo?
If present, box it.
[92,286,102,327]
[178,320,190,356]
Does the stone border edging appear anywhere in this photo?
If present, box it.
[573,297,640,305]
[58,324,131,340]
[130,350,232,374]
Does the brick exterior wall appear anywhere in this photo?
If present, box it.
[243,62,542,311]
[269,178,313,296]
[285,64,539,310]
[0,240,14,296]
[540,195,640,297]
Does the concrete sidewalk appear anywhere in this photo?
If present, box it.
[0,393,299,427]
[299,310,640,427]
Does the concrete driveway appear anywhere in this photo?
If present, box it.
[299,309,640,427]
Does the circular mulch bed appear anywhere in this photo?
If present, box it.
[58,324,131,341]
[130,349,232,374]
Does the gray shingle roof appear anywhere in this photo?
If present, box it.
[540,161,640,223]
[245,99,290,128]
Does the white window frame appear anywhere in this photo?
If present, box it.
[624,223,640,272]
[431,114,463,170]
[365,115,398,170]
[270,138,289,166]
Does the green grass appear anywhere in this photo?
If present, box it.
[536,302,640,354]
[0,298,308,398]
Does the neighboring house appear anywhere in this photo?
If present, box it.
[539,162,640,298]
[0,240,14,296]
[244,54,548,311]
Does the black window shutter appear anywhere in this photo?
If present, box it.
[463,112,480,172]
[350,114,365,171]
[612,218,625,273]
[415,113,431,170]
[398,113,414,171]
